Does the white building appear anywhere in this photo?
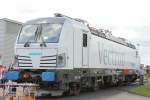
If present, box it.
[0,18,22,67]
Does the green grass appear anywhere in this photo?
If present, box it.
[130,85,150,96]
[145,74,150,79]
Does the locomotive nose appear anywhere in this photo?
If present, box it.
[16,48,57,68]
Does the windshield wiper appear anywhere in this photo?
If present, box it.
[24,40,31,47]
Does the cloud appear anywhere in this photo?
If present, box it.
[128,25,150,34]
[0,0,150,65]
[139,46,150,65]
[16,7,38,14]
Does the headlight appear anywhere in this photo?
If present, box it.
[22,72,30,80]
[57,53,66,67]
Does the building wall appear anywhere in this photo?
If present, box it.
[0,20,5,65]
[0,19,22,67]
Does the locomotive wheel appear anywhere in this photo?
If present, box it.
[69,83,81,96]
[62,83,80,96]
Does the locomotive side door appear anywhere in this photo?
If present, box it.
[82,31,89,66]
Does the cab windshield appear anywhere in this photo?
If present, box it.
[39,24,62,43]
[18,25,38,43]
[18,23,63,43]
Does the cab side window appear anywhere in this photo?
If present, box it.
[83,33,87,47]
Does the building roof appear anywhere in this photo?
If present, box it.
[0,18,22,25]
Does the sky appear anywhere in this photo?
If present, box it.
[0,0,150,65]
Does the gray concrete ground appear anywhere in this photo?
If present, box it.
[37,86,150,100]
[38,80,150,100]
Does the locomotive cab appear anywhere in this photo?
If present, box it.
[7,15,90,86]
[15,18,72,70]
